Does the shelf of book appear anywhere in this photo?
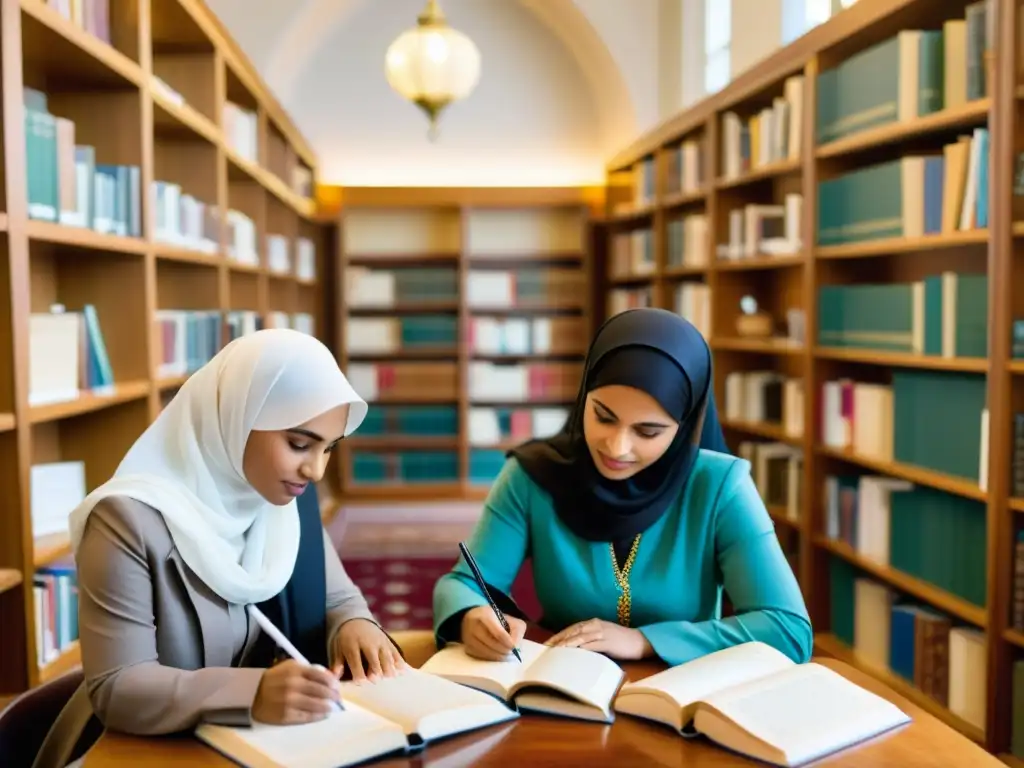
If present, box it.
[331,186,603,501]
[0,0,332,698]
[815,631,985,743]
[598,0,1019,757]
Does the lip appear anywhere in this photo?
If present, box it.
[282,481,308,497]
[598,453,634,472]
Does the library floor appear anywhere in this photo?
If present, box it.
[328,506,541,630]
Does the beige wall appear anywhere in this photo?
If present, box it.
[731,0,784,78]
[658,0,685,120]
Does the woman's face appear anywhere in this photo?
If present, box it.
[243,403,350,505]
[583,385,679,480]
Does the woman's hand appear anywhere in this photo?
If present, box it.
[545,618,653,660]
[252,659,341,724]
[331,618,407,683]
[460,606,527,661]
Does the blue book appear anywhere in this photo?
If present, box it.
[889,604,918,681]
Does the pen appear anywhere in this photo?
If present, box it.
[458,541,522,663]
[249,604,345,711]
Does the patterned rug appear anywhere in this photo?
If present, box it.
[343,554,544,632]
[344,557,457,631]
[331,508,544,632]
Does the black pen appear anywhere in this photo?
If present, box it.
[458,541,523,663]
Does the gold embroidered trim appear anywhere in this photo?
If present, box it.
[610,534,642,627]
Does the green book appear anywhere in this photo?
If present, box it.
[892,369,986,481]
[817,30,945,144]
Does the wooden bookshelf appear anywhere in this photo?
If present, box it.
[331,186,603,501]
[0,0,331,697]
[600,0,1019,757]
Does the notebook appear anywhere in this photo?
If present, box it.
[195,668,519,768]
[613,641,911,767]
[419,638,625,723]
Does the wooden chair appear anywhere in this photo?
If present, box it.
[389,630,439,668]
[0,668,99,768]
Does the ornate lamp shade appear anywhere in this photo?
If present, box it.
[384,0,481,139]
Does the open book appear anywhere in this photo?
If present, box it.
[613,641,911,767]
[419,638,625,723]
[195,668,519,768]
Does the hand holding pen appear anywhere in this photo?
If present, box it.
[249,605,346,724]
[458,542,526,663]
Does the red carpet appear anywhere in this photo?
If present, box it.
[344,554,543,632]
[345,557,456,631]
[332,512,543,632]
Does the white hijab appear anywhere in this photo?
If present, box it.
[68,328,367,605]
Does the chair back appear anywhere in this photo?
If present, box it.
[0,670,96,768]
[510,557,542,621]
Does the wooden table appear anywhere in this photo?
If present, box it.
[82,656,1000,767]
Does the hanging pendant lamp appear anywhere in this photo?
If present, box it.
[383,0,482,140]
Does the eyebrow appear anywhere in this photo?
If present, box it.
[286,427,337,443]
[287,428,346,447]
[592,398,672,429]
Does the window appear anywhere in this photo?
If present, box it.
[681,0,707,108]
[703,0,730,94]
[805,0,832,27]
[781,0,805,45]
[783,0,834,43]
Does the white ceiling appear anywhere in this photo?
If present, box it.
[205,0,661,185]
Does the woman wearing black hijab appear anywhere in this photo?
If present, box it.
[432,308,811,666]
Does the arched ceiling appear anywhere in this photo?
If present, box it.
[222,0,652,155]
[514,0,636,152]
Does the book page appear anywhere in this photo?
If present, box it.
[512,644,624,710]
[613,642,795,728]
[420,638,548,698]
[195,702,407,768]
[620,642,795,708]
[695,662,911,766]
[340,668,518,741]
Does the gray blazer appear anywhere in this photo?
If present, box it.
[33,496,378,768]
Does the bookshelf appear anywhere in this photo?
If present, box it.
[0,0,330,698]
[332,186,603,501]
[600,0,1021,760]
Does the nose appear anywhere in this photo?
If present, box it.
[302,453,329,483]
[606,428,631,458]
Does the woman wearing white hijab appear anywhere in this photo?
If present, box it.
[34,329,401,768]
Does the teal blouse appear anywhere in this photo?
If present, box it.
[432,450,813,667]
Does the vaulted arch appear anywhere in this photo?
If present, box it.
[262,0,365,98]
[262,0,637,153]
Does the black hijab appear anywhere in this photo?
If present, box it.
[244,483,405,673]
[510,308,721,554]
[247,482,330,667]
